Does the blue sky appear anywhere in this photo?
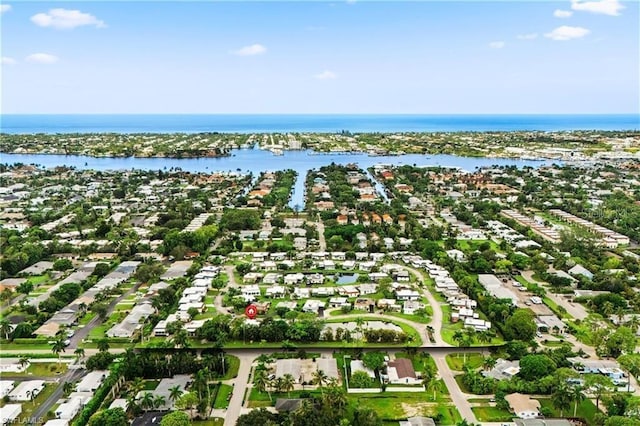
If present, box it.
[1,1,638,114]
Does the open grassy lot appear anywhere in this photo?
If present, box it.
[472,406,513,422]
[445,353,484,371]
[346,393,460,424]
[538,398,599,425]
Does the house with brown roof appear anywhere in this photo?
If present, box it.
[385,358,422,385]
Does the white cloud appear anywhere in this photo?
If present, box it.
[232,44,267,56]
[554,9,574,18]
[346,0,357,4]
[571,0,624,16]
[26,53,59,64]
[314,70,337,80]
[517,33,538,40]
[545,26,590,41]
[1,57,17,65]
[489,41,505,49]
[31,8,106,29]
[0,4,12,13]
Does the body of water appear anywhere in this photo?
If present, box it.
[1,149,555,207]
[1,114,639,134]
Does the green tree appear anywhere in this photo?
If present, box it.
[350,370,374,388]
[53,258,73,271]
[175,392,198,419]
[159,411,190,426]
[504,309,537,342]
[552,383,572,417]
[168,385,183,403]
[312,369,328,395]
[97,338,110,352]
[362,352,386,373]
[585,374,613,409]
[87,408,128,426]
[0,318,12,340]
[51,337,66,365]
[352,407,383,426]
[570,385,585,417]
[518,354,557,381]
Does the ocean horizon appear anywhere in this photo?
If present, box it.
[1,114,639,134]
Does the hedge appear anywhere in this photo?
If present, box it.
[72,363,122,426]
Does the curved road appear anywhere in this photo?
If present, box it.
[400,264,447,346]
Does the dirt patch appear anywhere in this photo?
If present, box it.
[401,402,438,418]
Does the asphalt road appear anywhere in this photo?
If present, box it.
[29,367,86,425]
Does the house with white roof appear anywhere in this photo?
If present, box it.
[76,371,108,393]
[9,380,45,401]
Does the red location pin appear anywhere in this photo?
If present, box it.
[245,304,257,319]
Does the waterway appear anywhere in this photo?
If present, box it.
[1,149,554,208]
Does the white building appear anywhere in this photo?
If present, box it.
[9,380,45,401]
[55,397,83,420]
[76,371,108,393]
[0,381,14,398]
[0,404,22,425]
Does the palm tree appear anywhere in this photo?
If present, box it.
[482,356,497,372]
[570,385,585,417]
[0,318,12,340]
[74,347,85,361]
[168,385,183,404]
[253,369,272,401]
[130,377,145,396]
[97,339,110,352]
[172,329,189,348]
[282,374,295,397]
[51,337,66,366]
[423,374,439,401]
[551,384,572,417]
[18,356,30,370]
[63,381,75,396]
[312,369,328,395]
[453,329,472,363]
[140,392,155,411]
[154,394,166,410]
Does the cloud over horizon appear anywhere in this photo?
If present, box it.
[554,9,574,18]
[232,44,267,56]
[31,8,106,29]
[314,70,337,80]
[571,0,624,16]
[545,25,590,40]
[517,33,538,40]
[26,53,59,64]
[0,4,11,14]
[1,57,17,65]
[489,41,505,49]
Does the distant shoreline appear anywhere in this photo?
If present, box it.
[1,113,638,134]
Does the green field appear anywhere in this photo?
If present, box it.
[445,353,484,371]
[472,406,512,421]
[213,384,233,409]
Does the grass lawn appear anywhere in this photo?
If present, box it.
[346,392,460,423]
[9,362,68,377]
[143,379,160,390]
[222,355,240,380]
[387,312,432,324]
[537,398,599,424]
[446,353,484,371]
[17,383,57,423]
[88,324,109,340]
[27,275,50,286]
[213,384,233,409]
[191,419,224,426]
[472,406,513,422]
[248,387,322,407]
[0,342,55,351]
[78,312,97,325]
